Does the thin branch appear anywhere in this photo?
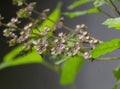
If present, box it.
[47,17,73,31]
[96,56,120,61]
[24,2,74,32]
[98,8,113,18]
[109,0,120,16]
[42,60,59,73]
[1,23,21,30]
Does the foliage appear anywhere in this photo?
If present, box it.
[60,55,84,85]
[91,39,120,58]
[0,0,120,89]
[63,7,100,18]
[113,66,120,89]
[67,0,93,10]
[0,48,43,69]
[103,18,120,30]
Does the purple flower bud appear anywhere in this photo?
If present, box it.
[59,43,65,50]
[57,21,63,29]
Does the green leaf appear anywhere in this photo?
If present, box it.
[91,39,120,58]
[113,66,120,81]
[60,55,84,85]
[113,84,118,89]
[1,44,43,69]
[3,45,23,62]
[103,18,120,30]
[64,11,87,18]
[32,3,61,35]
[113,80,120,89]
[0,49,43,69]
[68,0,92,10]
[94,0,108,7]
[64,7,100,18]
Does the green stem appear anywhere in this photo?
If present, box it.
[1,23,21,30]
[33,9,74,32]
[25,1,73,32]
[47,17,73,31]
[42,60,60,73]
[96,56,120,61]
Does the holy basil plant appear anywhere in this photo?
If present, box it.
[0,0,120,89]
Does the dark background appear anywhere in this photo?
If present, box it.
[0,0,120,89]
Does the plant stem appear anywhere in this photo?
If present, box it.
[42,60,60,73]
[1,23,22,31]
[98,8,113,18]
[47,17,73,31]
[109,0,120,16]
[96,56,120,61]
[25,1,74,32]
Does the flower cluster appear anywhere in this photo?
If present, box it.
[1,1,101,60]
[2,2,37,46]
[12,0,25,6]
[3,17,34,46]
[51,32,66,55]
[3,19,101,60]
[42,24,101,59]
[34,24,101,60]
[17,2,36,18]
